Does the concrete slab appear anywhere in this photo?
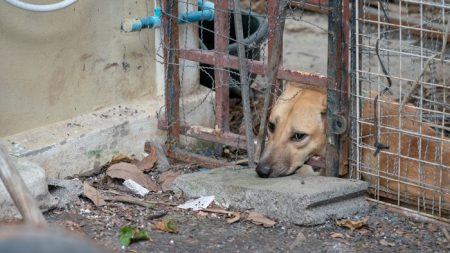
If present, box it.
[0,159,58,219]
[173,167,369,225]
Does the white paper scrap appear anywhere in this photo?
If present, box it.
[177,196,215,211]
[123,179,149,197]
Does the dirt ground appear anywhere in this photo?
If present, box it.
[45,170,450,253]
[39,8,450,253]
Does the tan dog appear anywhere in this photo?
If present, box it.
[256,82,450,209]
[255,83,327,178]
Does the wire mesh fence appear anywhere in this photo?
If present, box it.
[153,0,332,169]
[351,0,450,221]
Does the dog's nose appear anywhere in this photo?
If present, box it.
[256,164,272,178]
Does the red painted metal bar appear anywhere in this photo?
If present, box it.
[180,49,328,87]
[162,0,181,147]
[213,0,230,131]
[158,119,247,149]
[267,0,283,97]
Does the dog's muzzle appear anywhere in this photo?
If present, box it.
[255,164,272,178]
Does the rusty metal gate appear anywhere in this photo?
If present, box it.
[351,0,450,221]
[157,0,350,177]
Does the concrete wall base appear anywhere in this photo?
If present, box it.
[1,88,214,179]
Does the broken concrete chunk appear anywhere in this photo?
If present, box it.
[47,178,83,208]
[0,159,57,219]
[173,167,369,225]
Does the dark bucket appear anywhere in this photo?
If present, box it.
[199,11,268,97]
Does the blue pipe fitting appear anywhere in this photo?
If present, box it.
[122,0,214,32]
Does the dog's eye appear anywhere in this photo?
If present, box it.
[291,132,308,142]
[268,122,276,133]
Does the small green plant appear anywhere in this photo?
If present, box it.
[119,226,150,246]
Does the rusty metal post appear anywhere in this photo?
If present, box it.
[325,0,349,177]
[162,0,181,148]
[340,0,350,176]
[267,0,285,97]
[214,0,230,131]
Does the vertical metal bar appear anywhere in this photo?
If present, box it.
[162,0,181,148]
[350,0,358,179]
[339,0,350,176]
[214,0,230,131]
[267,0,284,97]
[255,0,287,160]
[232,0,255,167]
[325,0,345,177]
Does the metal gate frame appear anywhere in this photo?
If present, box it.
[156,0,350,177]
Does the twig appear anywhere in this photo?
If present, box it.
[232,0,255,167]
[147,211,168,220]
[0,144,47,226]
[400,15,450,111]
[441,226,450,244]
[400,52,440,111]
[104,195,176,208]
[375,39,392,95]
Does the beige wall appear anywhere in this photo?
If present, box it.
[0,0,156,136]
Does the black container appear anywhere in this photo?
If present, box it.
[199,11,268,97]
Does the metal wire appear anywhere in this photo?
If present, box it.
[352,0,450,220]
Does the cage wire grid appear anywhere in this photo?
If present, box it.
[351,0,450,221]
[153,0,330,163]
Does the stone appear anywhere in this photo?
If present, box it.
[47,178,83,208]
[0,159,58,219]
[173,167,369,225]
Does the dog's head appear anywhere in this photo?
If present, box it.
[256,83,327,178]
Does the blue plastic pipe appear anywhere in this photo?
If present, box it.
[123,0,214,32]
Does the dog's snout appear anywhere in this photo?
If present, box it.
[256,164,272,178]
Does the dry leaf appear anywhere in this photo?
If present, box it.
[335,217,369,231]
[106,162,159,192]
[152,219,177,233]
[380,239,395,247]
[83,182,106,206]
[246,212,276,228]
[158,170,182,192]
[135,147,157,173]
[111,154,132,164]
[226,212,241,224]
[330,232,345,239]
[201,208,241,224]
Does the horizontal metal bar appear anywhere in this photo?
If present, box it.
[400,0,450,10]
[168,147,232,168]
[158,119,248,149]
[180,49,328,87]
[367,198,450,224]
[158,119,326,168]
